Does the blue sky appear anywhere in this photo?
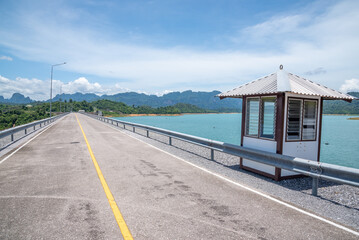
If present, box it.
[1,0,359,100]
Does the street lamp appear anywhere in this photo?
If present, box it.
[50,62,66,118]
[59,84,62,113]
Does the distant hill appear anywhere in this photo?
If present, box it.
[52,93,101,102]
[323,92,359,114]
[90,100,213,115]
[0,91,241,112]
[1,91,358,113]
[0,93,33,104]
[102,90,241,112]
[347,92,359,98]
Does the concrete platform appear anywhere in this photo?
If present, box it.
[0,113,357,239]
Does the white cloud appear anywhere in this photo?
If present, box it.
[0,75,10,83]
[0,56,13,61]
[240,14,308,46]
[0,74,135,100]
[0,0,359,94]
[304,67,326,76]
[61,77,102,94]
[339,79,359,93]
[155,90,174,97]
[0,75,49,100]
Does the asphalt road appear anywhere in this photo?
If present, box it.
[0,113,357,239]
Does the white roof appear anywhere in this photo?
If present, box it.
[218,66,356,101]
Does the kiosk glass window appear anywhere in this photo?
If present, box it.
[286,98,318,141]
[245,96,276,139]
[302,100,317,140]
[245,98,260,137]
[260,97,276,139]
[287,99,302,140]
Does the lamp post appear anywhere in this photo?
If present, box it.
[59,84,62,113]
[50,62,66,118]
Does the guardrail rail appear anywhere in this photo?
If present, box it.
[82,112,359,196]
[0,113,69,150]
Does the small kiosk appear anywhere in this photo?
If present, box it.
[219,65,356,180]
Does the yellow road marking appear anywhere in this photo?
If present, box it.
[76,114,134,240]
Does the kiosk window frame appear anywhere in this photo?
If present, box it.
[286,98,318,142]
[245,96,277,140]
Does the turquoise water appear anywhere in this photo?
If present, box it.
[115,114,359,169]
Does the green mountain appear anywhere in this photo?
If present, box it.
[1,91,241,112]
[102,90,241,112]
[90,100,213,115]
[1,91,358,114]
[52,93,101,102]
[0,93,33,104]
[323,92,359,114]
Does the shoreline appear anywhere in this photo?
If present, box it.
[323,113,359,116]
[105,112,359,118]
[106,112,240,117]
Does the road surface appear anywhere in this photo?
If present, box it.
[0,113,357,239]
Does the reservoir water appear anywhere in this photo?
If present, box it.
[115,114,359,169]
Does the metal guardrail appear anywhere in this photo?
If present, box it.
[83,112,359,196]
[0,113,69,149]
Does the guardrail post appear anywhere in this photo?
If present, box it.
[146,130,149,138]
[211,149,214,161]
[33,125,36,131]
[40,123,42,127]
[169,136,172,145]
[25,128,27,135]
[312,177,318,196]
[116,122,118,126]
[11,133,14,142]
[123,124,126,129]
[133,127,135,132]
